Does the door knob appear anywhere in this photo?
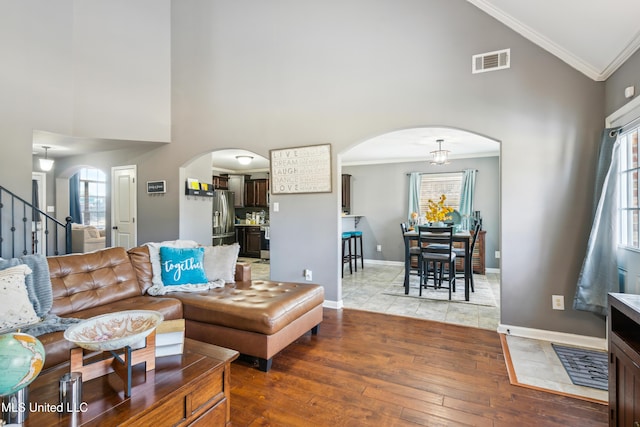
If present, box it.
[112,226,118,230]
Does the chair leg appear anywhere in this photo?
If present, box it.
[349,239,358,274]
[418,258,423,295]
[352,236,358,272]
[341,239,345,278]
[358,235,364,269]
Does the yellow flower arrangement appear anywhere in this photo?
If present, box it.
[425,194,454,223]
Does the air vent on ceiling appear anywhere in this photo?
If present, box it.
[472,49,510,74]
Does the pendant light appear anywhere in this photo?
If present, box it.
[39,146,54,171]
[430,139,450,165]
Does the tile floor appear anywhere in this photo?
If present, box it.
[340,262,501,330]
[239,257,604,402]
[240,257,500,329]
[504,335,608,403]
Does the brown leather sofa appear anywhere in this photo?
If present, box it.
[39,245,324,372]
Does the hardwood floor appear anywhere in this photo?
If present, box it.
[230,308,607,426]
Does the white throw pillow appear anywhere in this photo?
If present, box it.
[0,265,40,330]
[203,244,240,283]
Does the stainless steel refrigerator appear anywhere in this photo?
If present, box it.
[212,190,236,245]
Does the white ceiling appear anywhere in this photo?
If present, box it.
[341,128,499,166]
[467,0,640,81]
[211,149,270,173]
[32,131,163,157]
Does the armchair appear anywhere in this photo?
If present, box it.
[71,224,106,253]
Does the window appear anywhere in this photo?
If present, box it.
[78,168,107,229]
[419,172,463,214]
[619,128,639,248]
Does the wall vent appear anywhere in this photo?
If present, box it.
[472,49,510,74]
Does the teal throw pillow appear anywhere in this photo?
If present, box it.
[159,246,208,286]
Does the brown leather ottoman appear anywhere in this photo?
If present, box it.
[172,280,324,371]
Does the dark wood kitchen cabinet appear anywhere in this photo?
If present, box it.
[236,226,261,257]
[212,175,229,189]
[608,293,640,427]
[244,179,269,207]
[342,174,351,214]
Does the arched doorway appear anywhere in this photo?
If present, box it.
[338,126,501,329]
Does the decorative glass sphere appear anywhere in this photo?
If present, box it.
[0,332,45,396]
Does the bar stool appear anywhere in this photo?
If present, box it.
[342,232,353,277]
[350,230,364,271]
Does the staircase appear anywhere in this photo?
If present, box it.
[0,185,72,257]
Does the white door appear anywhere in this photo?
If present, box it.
[31,172,46,255]
[111,166,137,249]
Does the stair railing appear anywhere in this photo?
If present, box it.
[0,185,72,257]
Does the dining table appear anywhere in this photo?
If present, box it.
[403,229,472,301]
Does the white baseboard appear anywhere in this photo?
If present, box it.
[497,324,607,351]
[323,299,343,309]
[364,259,404,266]
[485,267,500,274]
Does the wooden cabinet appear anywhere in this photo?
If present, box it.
[244,179,269,207]
[237,226,261,257]
[609,293,640,427]
[454,229,486,274]
[212,175,229,189]
[472,230,486,274]
[342,174,351,214]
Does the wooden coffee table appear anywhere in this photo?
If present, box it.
[23,339,239,426]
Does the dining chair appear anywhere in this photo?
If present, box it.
[401,223,420,277]
[453,221,481,292]
[417,225,456,299]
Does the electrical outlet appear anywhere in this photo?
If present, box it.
[552,295,565,310]
[376,245,382,252]
[304,269,312,281]
[273,202,279,212]
[495,250,500,259]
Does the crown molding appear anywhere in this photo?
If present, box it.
[467,0,640,82]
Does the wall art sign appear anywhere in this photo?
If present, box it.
[270,144,332,194]
[147,180,167,194]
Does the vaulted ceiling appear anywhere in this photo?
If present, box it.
[468,0,640,81]
[34,1,640,164]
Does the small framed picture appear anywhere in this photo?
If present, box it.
[147,180,167,194]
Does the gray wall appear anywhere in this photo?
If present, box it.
[1,0,610,338]
[343,156,499,268]
[180,154,215,246]
[605,48,640,116]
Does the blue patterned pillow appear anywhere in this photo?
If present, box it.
[159,247,208,285]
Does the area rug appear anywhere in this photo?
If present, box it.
[382,274,497,307]
[551,344,608,391]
